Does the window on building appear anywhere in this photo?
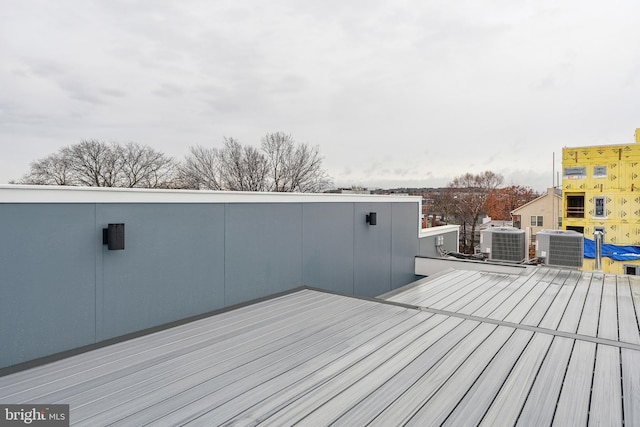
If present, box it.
[624,265,640,276]
[593,166,607,178]
[558,217,562,228]
[566,195,585,218]
[594,197,606,217]
[564,166,586,179]
[530,216,543,227]
[513,215,521,229]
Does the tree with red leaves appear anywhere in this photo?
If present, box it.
[485,186,540,220]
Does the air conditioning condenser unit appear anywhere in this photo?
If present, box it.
[536,229,583,268]
[480,227,526,262]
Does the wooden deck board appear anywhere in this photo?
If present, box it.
[597,274,619,341]
[263,318,477,427]
[589,344,622,426]
[618,275,640,345]
[0,289,330,395]
[471,268,551,318]
[453,274,514,315]
[519,282,562,327]
[552,340,596,427]
[405,326,516,426]
[621,348,640,427]
[427,274,495,311]
[630,275,640,317]
[577,273,604,337]
[479,333,554,427]
[63,300,399,422]
[366,322,496,427]
[498,269,559,323]
[557,272,593,334]
[515,336,573,426]
[192,313,456,426]
[537,284,576,330]
[389,269,479,306]
[79,306,426,425]
[441,329,534,427]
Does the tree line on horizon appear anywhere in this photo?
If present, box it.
[430,172,539,253]
[14,134,539,253]
[13,132,333,193]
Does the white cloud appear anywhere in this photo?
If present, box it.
[1,0,639,189]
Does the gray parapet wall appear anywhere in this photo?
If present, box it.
[0,185,420,369]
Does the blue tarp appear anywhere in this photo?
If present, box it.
[583,237,640,261]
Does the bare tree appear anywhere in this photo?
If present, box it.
[261,132,294,192]
[287,142,332,192]
[17,135,330,192]
[241,145,269,191]
[219,138,268,191]
[261,132,332,192]
[434,171,504,253]
[177,145,222,190]
[63,140,120,187]
[17,140,176,188]
[179,132,332,193]
[432,189,457,224]
[120,142,175,188]
[19,152,75,185]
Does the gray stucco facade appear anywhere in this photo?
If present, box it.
[418,225,460,257]
[0,186,420,369]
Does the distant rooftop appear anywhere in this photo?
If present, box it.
[1,265,638,425]
[0,184,420,204]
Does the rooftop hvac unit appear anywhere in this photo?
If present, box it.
[536,229,583,268]
[480,227,526,262]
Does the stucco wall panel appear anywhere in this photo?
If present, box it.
[0,204,96,367]
[98,204,225,340]
[392,202,420,288]
[354,203,392,297]
[224,203,304,306]
[302,203,355,295]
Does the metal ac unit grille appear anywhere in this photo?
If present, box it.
[548,234,583,267]
[491,232,526,262]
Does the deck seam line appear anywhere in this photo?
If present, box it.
[418,306,640,351]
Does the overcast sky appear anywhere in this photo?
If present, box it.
[2,0,639,191]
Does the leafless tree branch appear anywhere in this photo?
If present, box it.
[17,140,176,188]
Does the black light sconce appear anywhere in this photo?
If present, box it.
[103,223,125,250]
[366,212,377,226]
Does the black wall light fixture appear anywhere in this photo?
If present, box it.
[103,223,125,250]
[366,212,377,226]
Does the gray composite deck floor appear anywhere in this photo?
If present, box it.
[1,266,639,426]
